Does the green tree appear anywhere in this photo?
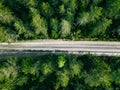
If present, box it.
[105,0,120,19]
[40,2,54,18]
[77,6,102,25]
[60,19,71,38]
[0,58,18,90]
[90,18,112,38]
[50,18,59,39]
[0,3,15,25]
[30,8,48,38]
[82,55,111,87]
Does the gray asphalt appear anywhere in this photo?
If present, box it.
[0,40,120,56]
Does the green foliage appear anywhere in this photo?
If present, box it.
[55,69,69,89]
[16,76,28,86]
[111,69,120,85]
[30,8,48,38]
[22,58,34,75]
[40,2,54,18]
[57,54,66,68]
[60,19,71,38]
[0,58,18,90]
[90,18,112,38]
[0,3,15,25]
[14,20,27,35]
[59,4,65,15]
[50,18,59,38]
[83,55,111,87]
[77,6,102,25]
[0,54,120,89]
[93,0,102,5]
[77,12,90,25]
[40,61,54,75]
[69,57,83,78]
[0,26,15,42]
[105,0,120,18]
[0,0,120,41]
[13,20,34,40]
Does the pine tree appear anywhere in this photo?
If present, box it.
[50,18,59,38]
[40,2,54,18]
[90,18,112,38]
[30,7,48,38]
[60,19,71,38]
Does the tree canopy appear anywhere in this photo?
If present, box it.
[0,54,120,90]
[0,0,120,42]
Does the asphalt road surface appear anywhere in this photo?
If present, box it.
[0,40,120,56]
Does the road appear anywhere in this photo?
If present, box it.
[0,40,120,56]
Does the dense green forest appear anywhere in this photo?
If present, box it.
[0,0,120,42]
[0,54,120,90]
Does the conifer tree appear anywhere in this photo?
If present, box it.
[50,18,59,38]
[60,19,71,38]
[30,7,48,38]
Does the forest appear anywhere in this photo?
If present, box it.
[0,0,120,90]
[0,0,120,42]
[0,54,120,90]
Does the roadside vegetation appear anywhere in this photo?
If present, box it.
[0,54,120,90]
[0,0,120,42]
